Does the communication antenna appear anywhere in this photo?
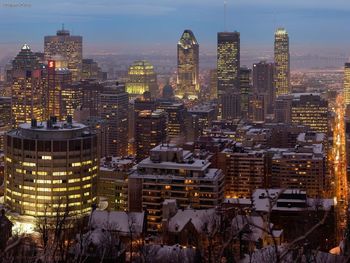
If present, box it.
[224,0,228,32]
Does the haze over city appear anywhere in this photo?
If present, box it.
[1,0,350,61]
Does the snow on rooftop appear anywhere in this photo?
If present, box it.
[168,208,217,233]
[90,210,144,235]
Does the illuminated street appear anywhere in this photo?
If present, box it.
[333,94,348,242]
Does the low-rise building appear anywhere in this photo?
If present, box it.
[128,144,225,232]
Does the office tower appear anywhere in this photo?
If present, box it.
[176,30,199,100]
[274,28,290,96]
[97,156,134,211]
[253,61,275,114]
[132,93,158,141]
[99,84,129,157]
[209,69,218,100]
[271,144,325,198]
[82,59,107,80]
[217,32,240,119]
[44,27,83,81]
[240,66,252,118]
[274,94,293,123]
[135,110,167,161]
[46,59,72,120]
[221,91,241,120]
[78,80,104,117]
[126,60,158,99]
[291,93,328,133]
[128,144,224,232]
[217,32,240,95]
[249,94,265,122]
[0,97,11,150]
[11,44,45,127]
[344,63,350,107]
[186,104,216,141]
[157,102,186,142]
[61,83,83,120]
[218,145,266,198]
[4,119,98,217]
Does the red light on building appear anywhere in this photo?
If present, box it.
[48,60,55,69]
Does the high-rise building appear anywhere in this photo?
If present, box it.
[218,144,266,198]
[128,144,224,232]
[176,30,199,100]
[99,84,129,157]
[135,110,167,161]
[209,69,218,100]
[217,32,240,120]
[157,102,186,142]
[126,60,158,99]
[240,66,252,118]
[221,91,241,120]
[291,93,328,134]
[344,63,350,107]
[0,97,11,150]
[44,27,83,81]
[46,59,72,120]
[217,32,240,95]
[82,59,106,81]
[11,44,45,127]
[4,119,98,217]
[186,104,216,141]
[274,94,293,124]
[79,80,104,117]
[271,144,325,198]
[253,61,275,114]
[274,28,290,96]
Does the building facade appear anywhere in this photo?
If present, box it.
[135,110,167,162]
[274,28,290,96]
[11,44,45,127]
[44,28,83,81]
[177,30,199,100]
[128,144,225,232]
[126,60,158,99]
[4,120,98,217]
[99,84,129,157]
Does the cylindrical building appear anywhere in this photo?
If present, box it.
[4,120,98,217]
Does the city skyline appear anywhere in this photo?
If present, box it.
[1,0,350,60]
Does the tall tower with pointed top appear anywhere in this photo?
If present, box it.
[274,28,290,96]
[11,44,45,127]
[176,30,199,100]
[44,27,82,81]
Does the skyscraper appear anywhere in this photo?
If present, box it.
[217,32,240,95]
[126,60,158,99]
[253,61,275,114]
[11,44,45,127]
[274,28,290,96]
[135,110,167,161]
[99,84,129,157]
[344,63,350,107]
[240,66,252,118]
[44,27,83,81]
[217,32,240,120]
[46,59,72,120]
[176,30,199,100]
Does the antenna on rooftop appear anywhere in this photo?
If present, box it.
[62,23,65,31]
[224,0,228,32]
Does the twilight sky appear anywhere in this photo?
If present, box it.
[0,0,350,56]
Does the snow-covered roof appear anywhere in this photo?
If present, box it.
[167,208,217,233]
[90,210,144,235]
